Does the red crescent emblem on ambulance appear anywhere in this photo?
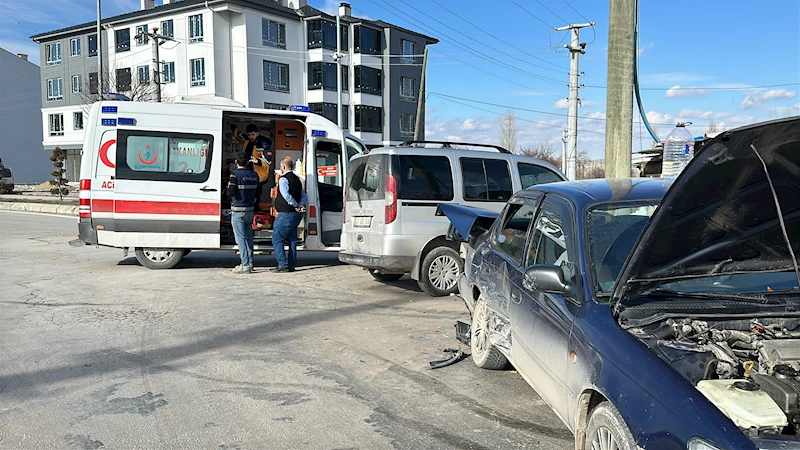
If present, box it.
[99,139,116,168]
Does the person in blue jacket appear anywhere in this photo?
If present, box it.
[227,152,259,274]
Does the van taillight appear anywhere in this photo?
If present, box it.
[79,179,91,219]
[385,174,397,224]
[309,205,317,218]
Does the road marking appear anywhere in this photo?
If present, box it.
[0,210,77,219]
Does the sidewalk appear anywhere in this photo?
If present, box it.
[0,195,78,216]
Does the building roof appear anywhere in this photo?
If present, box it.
[31,0,300,42]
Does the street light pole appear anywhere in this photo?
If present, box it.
[97,0,103,97]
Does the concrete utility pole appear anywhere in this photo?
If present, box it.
[554,22,593,181]
[97,0,103,96]
[335,13,344,128]
[138,27,175,102]
[413,47,428,141]
[604,0,636,178]
[561,129,568,174]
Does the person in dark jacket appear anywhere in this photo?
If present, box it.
[228,152,259,274]
[271,158,307,273]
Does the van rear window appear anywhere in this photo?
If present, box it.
[461,157,512,202]
[347,154,385,202]
[392,155,453,201]
[518,162,563,188]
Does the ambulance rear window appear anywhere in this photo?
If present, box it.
[116,130,214,183]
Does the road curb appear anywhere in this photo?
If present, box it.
[0,202,78,216]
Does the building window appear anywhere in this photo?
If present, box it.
[72,75,82,94]
[354,25,381,55]
[308,19,346,51]
[137,65,150,84]
[190,58,205,86]
[400,113,415,137]
[308,62,341,91]
[342,66,349,91]
[116,29,131,52]
[89,72,99,94]
[341,25,349,51]
[401,39,416,63]
[74,112,84,130]
[400,77,416,101]
[189,14,204,42]
[49,114,64,136]
[45,42,61,66]
[46,78,63,101]
[309,102,339,124]
[136,25,149,46]
[160,20,174,38]
[264,102,289,111]
[262,19,286,48]
[342,104,349,130]
[116,68,132,91]
[263,60,289,92]
[70,38,81,57]
[88,34,98,57]
[355,105,382,133]
[162,62,175,83]
[354,66,381,95]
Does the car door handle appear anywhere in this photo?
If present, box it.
[200,186,218,192]
[511,289,522,304]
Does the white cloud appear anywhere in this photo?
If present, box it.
[637,42,655,57]
[318,0,339,15]
[642,72,716,85]
[665,85,708,98]
[741,89,797,109]
[444,135,463,142]
[553,98,569,109]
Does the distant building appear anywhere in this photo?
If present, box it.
[31,0,438,181]
[0,48,48,184]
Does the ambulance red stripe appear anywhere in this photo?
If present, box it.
[91,199,219,215]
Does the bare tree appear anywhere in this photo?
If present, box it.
[576,151,605,179]
[49,147,69,200]
[78,66,161,113]
[518,140,560,168]
[499,111,518,153]
[707,119,718,134]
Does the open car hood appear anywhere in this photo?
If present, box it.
[437,203,500,243]
[613,116,800,303]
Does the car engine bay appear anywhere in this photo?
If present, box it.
[632,317,800,438]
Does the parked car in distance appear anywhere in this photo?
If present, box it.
[447,117,800,449]
[339,141,565,296]
[0,167,14,193]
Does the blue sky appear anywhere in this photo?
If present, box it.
[2,0,798,159]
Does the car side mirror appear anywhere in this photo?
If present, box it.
[523,265,567,294]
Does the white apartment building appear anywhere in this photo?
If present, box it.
[31,0,437,180]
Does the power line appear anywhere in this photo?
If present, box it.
[533,0,570,24]
[428,0,562,69]
[507,0,555,29]
[382,0,565,77]
[561,0,597,44]
[356,2,564,96]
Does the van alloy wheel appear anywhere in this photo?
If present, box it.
[428,254,460,290]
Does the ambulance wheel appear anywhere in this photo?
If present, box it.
[418,246,463,297]
[135,248,185,269]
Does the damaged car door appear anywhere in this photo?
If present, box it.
[513,197,580,421]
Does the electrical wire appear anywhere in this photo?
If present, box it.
[428,0,562,69]
[508,0,555,29]
[533,0,570,24]
[561,0,596,44]
[370,0,566,79]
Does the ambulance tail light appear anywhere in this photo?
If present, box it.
[385,174,397,225]
[308,205,316,219]
[79,179,91,219]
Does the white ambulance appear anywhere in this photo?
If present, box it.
[75,99,366,269]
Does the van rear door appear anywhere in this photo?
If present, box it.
[111,106,222,249]
[342,153,387,255]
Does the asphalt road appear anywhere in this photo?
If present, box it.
[0,211,572,449]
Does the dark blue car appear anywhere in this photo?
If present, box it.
[444,117,800,450]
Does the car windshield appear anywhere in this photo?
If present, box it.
[588,200,660,294]
[645,272,800,296]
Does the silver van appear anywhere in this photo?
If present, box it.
[339,141,566,296]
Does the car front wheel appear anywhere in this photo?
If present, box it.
[134,248,185,269]
[470,296,508,369]
[585,402,637,450]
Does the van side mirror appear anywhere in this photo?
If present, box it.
[523,265,567,294]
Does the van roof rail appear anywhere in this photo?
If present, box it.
[398,140,512,154]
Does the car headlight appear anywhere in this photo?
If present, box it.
[688,438,725,450]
